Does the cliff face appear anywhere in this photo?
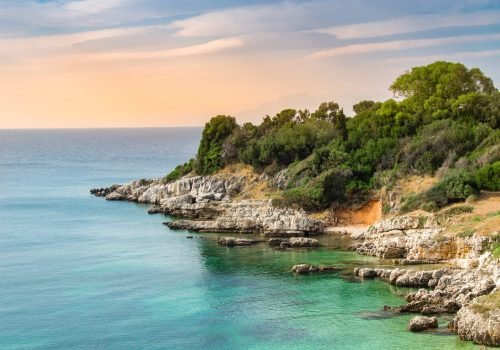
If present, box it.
[91,173,324,236]
[349,214,490,262]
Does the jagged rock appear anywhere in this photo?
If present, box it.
[289,237,319,247]
[270,237,320,249]
[268,238,287,246]
[217,236,263,246]
[451,291,500,347]
[164,200,323,236]
[93,175,324,236]
[89,185,120,197]
[354,267,439,288]
[292,264,338,274]
[269,169,288,190]
[408,316,438,332]
[350,213,489,262]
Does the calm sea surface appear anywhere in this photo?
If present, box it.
[0,128,475,349]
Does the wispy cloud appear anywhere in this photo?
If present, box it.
[308,33,500,58]
[315,10,500,39]
[82,38,243,61]
[384,49,500,64]
[63,0,129,15]
[169,2,325,37]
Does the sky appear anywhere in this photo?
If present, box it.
[0,0,499,129]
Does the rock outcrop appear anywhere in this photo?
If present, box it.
[217,236,263,246]
[92,174,324,236]
[451,291,500,346]
[269,237,320,249]
[164,200,323,236]
[355,255,499,346]
[292,264,339,274]
[349,214,489,261]
[408,316,438,332]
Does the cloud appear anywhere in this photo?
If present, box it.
[0,0,149,31]
[0,25,167,51]
[79,37,243,61]
[168,2,326,37]
[308,33,500,58]
[315,10,500,39]
[384,49,500,64]
[63,0,129,15]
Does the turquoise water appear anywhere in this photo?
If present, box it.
[0,128,476,349]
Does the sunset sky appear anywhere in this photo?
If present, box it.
[0,0,499,129]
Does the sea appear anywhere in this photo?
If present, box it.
[0,128,476,349]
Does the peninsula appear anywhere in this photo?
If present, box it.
[92,61,499,346]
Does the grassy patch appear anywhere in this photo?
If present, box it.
[471,291,500,314]
[472,215,482,222]
[442,205,474,217]
[457,229,475,238]
[417,216,428,228]
[493,243,500,258]
[486,211,500,218]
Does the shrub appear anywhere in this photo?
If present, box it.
[164,159,194,183]
[475,161,500,191]
[196,115,238,174]
[457,229,474,238]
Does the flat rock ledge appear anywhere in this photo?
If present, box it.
[269,237,319,249]
[408,316,438,332]
[217,236,264,246]
[292,264,339,274]
[92,175,324,237]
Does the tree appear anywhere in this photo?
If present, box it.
[196,115,238,174]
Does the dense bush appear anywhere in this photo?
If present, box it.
[196,115,237,174]
[164,159,194,182]
[475,161,500,191]
[401,170,480,212]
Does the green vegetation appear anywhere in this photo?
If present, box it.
[493,243,500,258]
[457,229,475,238]
[167,61,499,211]
[471,291,500,314]
[164,159,195,182]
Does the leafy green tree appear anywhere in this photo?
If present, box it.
[196,115,238,174]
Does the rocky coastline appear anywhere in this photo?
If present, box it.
[91,174,324,236]
[91,173,499,346]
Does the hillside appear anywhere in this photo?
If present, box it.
[166,61,499,215]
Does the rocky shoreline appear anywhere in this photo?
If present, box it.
[91,173,499,346]
[91,175,323,236]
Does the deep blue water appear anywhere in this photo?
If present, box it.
[0,128,475,349]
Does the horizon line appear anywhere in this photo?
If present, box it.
[0,125,205,131]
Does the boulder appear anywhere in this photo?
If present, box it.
[292,264,338,274]
[217,236,262,246]
[289,237,320,248]
[408,316,438,332]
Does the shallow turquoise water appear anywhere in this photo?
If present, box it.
[0,129,476,349]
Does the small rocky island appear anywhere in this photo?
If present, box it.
[92,61,499,347]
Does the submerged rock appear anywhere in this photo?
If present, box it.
[270,237,320,248]
[408,316,438,332]
[217,236,263,246]
[292,264,339,274]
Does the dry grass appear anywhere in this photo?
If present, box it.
[391,175,438,198]
[471,291,500,314]
[438,192,500,238]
